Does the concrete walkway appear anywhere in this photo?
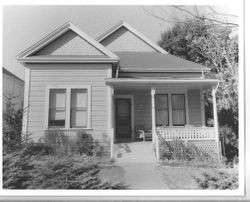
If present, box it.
[114,142,168,189]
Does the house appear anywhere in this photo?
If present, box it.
[2,67,24,112]
[16,21,220,160]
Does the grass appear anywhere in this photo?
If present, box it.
[158,163,238,190]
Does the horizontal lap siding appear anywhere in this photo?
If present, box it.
[27,64,110,141]
[188,89,202,126]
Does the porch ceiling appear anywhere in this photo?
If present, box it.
[106,78,220,90]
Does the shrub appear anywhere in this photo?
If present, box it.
[220,125,238,164]
[3,151,34,189]
[194,169,238,189]
[3,147,125,189]
[42,130,97,156]
[3,94,23,154]
[159,138,214,162]
[23,142,54,156]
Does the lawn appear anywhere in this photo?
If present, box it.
[157,164,238,189]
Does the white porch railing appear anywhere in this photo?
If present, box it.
[157,127,216,141]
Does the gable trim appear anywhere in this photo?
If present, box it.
[16,22,119,63]
[97,21,168,54]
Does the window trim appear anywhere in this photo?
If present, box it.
[171,93,186,126]
[155,94,169,127]
[48,89,66,128]
[44,85,91,130]
[155,90,189,127]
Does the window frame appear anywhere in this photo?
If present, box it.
[155,90,189,127]
[45,85,91,130]
[171,93,186,126]
[155,94,169,127]
[48,88,66,128]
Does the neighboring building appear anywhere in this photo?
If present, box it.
[16,21,220,160]
[2,67,24,112]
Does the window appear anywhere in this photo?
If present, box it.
[70,89,88,128]
[49,89,66,128]
[172,94,186,126]
[155,94,169,126]
[47,86,90,129]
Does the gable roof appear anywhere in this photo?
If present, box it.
[16,22,119,63]
[115,52,210,72]
[96,21,168,54]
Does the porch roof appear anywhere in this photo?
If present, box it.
[106,78,220,89]
[115,52,210,72]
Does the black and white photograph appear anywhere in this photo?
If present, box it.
[1,0,249,200]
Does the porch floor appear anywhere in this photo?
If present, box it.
[113,142,168,189]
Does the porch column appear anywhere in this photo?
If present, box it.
[212,88,219,142]
[151,87,156,144]
[107,85,114,158]
[200,88,206,127]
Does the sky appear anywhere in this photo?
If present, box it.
[2,5,240,80]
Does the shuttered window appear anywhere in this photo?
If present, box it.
[172,94,186,126]
[70,89,88,128]
[155,94,169,126]
[49,89,66,128]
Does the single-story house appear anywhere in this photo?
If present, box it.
[17,21,220,160]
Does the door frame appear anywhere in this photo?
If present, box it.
[114,95,134,142]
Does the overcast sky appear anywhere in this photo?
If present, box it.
[3,5,240,80]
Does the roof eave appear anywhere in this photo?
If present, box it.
[119,68,210,73]
[105,78,221,85]
[17,57,119,64]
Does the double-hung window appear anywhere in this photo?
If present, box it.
[70,89,88,128]
[155,94,169,126]
[172,94,186,126]
[155,93,186,127]
[48,86,90,129]
[49,89,66,128]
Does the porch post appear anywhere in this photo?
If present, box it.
[151,87,156,144]
[107,85,114,158]
[212,88,219,142]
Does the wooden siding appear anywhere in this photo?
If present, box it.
[27,64,111,141]
[115,90,152,130]
[34,30,104,56]
[119,72,202,78]
[187,89,202,126]
[100,27,157,52]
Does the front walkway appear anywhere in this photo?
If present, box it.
[113,142,168,189]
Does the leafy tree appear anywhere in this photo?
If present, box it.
[158,18,238,161]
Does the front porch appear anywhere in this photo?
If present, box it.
[106,79,220,161]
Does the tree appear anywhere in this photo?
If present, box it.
[158,18,238,161]
[3,94,23,153]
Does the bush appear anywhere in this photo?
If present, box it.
[220,125,238,164]
[42,130,97,156]
[3,95,23,154]
[3,146,125,189]
[30,156,103,189]
[3,150,34,189]
[159,138,214,162]
[194,169,238,189]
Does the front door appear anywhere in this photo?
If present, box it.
[115,98,132,142]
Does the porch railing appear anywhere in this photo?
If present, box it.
[157,126,216,141]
